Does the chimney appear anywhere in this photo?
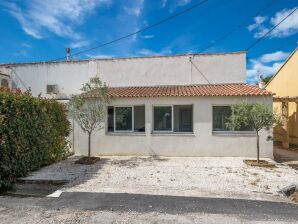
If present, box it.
[66,48,70,60]
[258,73,265,89]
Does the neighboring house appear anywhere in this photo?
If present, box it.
[0,72,11,88]
[266,48,298,148]
[0,51,274,157]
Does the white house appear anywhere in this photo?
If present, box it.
[0,51,274,157]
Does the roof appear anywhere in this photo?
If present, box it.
[85,83,273,98]
[0,72,10,78]
[0,51,246,66]
[265,47,298,87]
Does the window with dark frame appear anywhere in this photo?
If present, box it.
[212,106,253,132]
[108,105,145,132]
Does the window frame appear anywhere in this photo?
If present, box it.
[107,105,145,133]
[212,104,255,134]
[152,104,193,134]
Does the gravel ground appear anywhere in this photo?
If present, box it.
[0,206,296,224]
[22,156,298,201]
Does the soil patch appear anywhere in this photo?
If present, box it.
[243,160,276,168]
[75,157,100,165]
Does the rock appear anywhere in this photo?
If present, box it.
[278,184,297,197]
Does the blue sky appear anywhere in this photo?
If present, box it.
[0,0,297,83]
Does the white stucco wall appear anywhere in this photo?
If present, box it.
[0,52,246,97]
[71,95,273,158]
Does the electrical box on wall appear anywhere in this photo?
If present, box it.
[46,84,59,94]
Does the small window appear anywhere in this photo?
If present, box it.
[1,79,9,88]
[115,107,132,131]
[107,106,114,132]
[212,106,253,132]
[108,105,145,132]
[154,106,172,131]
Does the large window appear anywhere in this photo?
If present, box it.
[107,105,145,132]
[212,106,253,132]
[153,105,193,133]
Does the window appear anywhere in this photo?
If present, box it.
[115,107,132,131]
[213,106,232,131]
[1,79,9,88]
[153,105,193,133]
[107,106,114,132]
[134,106,145,132]
[154,106,172,131]
[108,105,145,132]
[174,105,193,132]
[212,106,253,132]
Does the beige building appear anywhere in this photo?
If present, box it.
[266,48,298,147]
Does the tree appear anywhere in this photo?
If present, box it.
[69,77,110,157]
[227,102,281,164]
[263,75,273,84]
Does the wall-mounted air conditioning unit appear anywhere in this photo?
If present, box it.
[47,84,59,94]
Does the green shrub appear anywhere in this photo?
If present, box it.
[0,88,70,191]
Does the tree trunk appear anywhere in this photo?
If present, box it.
[256,131,259,164]
[88,132,91,157]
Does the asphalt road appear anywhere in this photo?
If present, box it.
[0,192,298,223]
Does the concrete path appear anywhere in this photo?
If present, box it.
[1,192,298,223]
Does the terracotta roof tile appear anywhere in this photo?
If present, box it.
[84,83,273,98]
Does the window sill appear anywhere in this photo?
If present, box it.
[106,132,146,136]
[212,131,255,136]
[151,132,195,136]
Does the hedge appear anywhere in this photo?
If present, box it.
[0,88,70,191]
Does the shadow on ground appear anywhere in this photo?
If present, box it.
[7,191,297,222]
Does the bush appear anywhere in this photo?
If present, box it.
[0,88,70,191]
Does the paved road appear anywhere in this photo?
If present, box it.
[0,192,298,223]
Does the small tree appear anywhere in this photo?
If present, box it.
[69,77,110,157]
[227,102,281,164]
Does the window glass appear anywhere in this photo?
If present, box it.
[154,107,172,131]
[213,106,253,131]
[107,106,114,132]
[134,106,145,132]
[1,79,9,88]
[174,105,193,132]
[213,106,232,131]
[115,107,132,131]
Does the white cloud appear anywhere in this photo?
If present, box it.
[247,16,267,31]
[123,0,144,17]
[161,0,168,8]
[3,0,111,39]
[248,7,298,38]
[141,35,155,39]
[246,50,289,83]
[70,40,90,49]
[269,7,298,37]
[259,51,290,63]
[137,48,172,56]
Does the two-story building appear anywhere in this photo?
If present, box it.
[0,51,273,157]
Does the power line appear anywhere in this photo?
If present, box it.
[199,0,278,53]
[246,7,297,51]
[50,0,209,62]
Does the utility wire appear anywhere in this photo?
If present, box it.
[50,0,209,62]
[246,7,297,51]
[199,0,278,53]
